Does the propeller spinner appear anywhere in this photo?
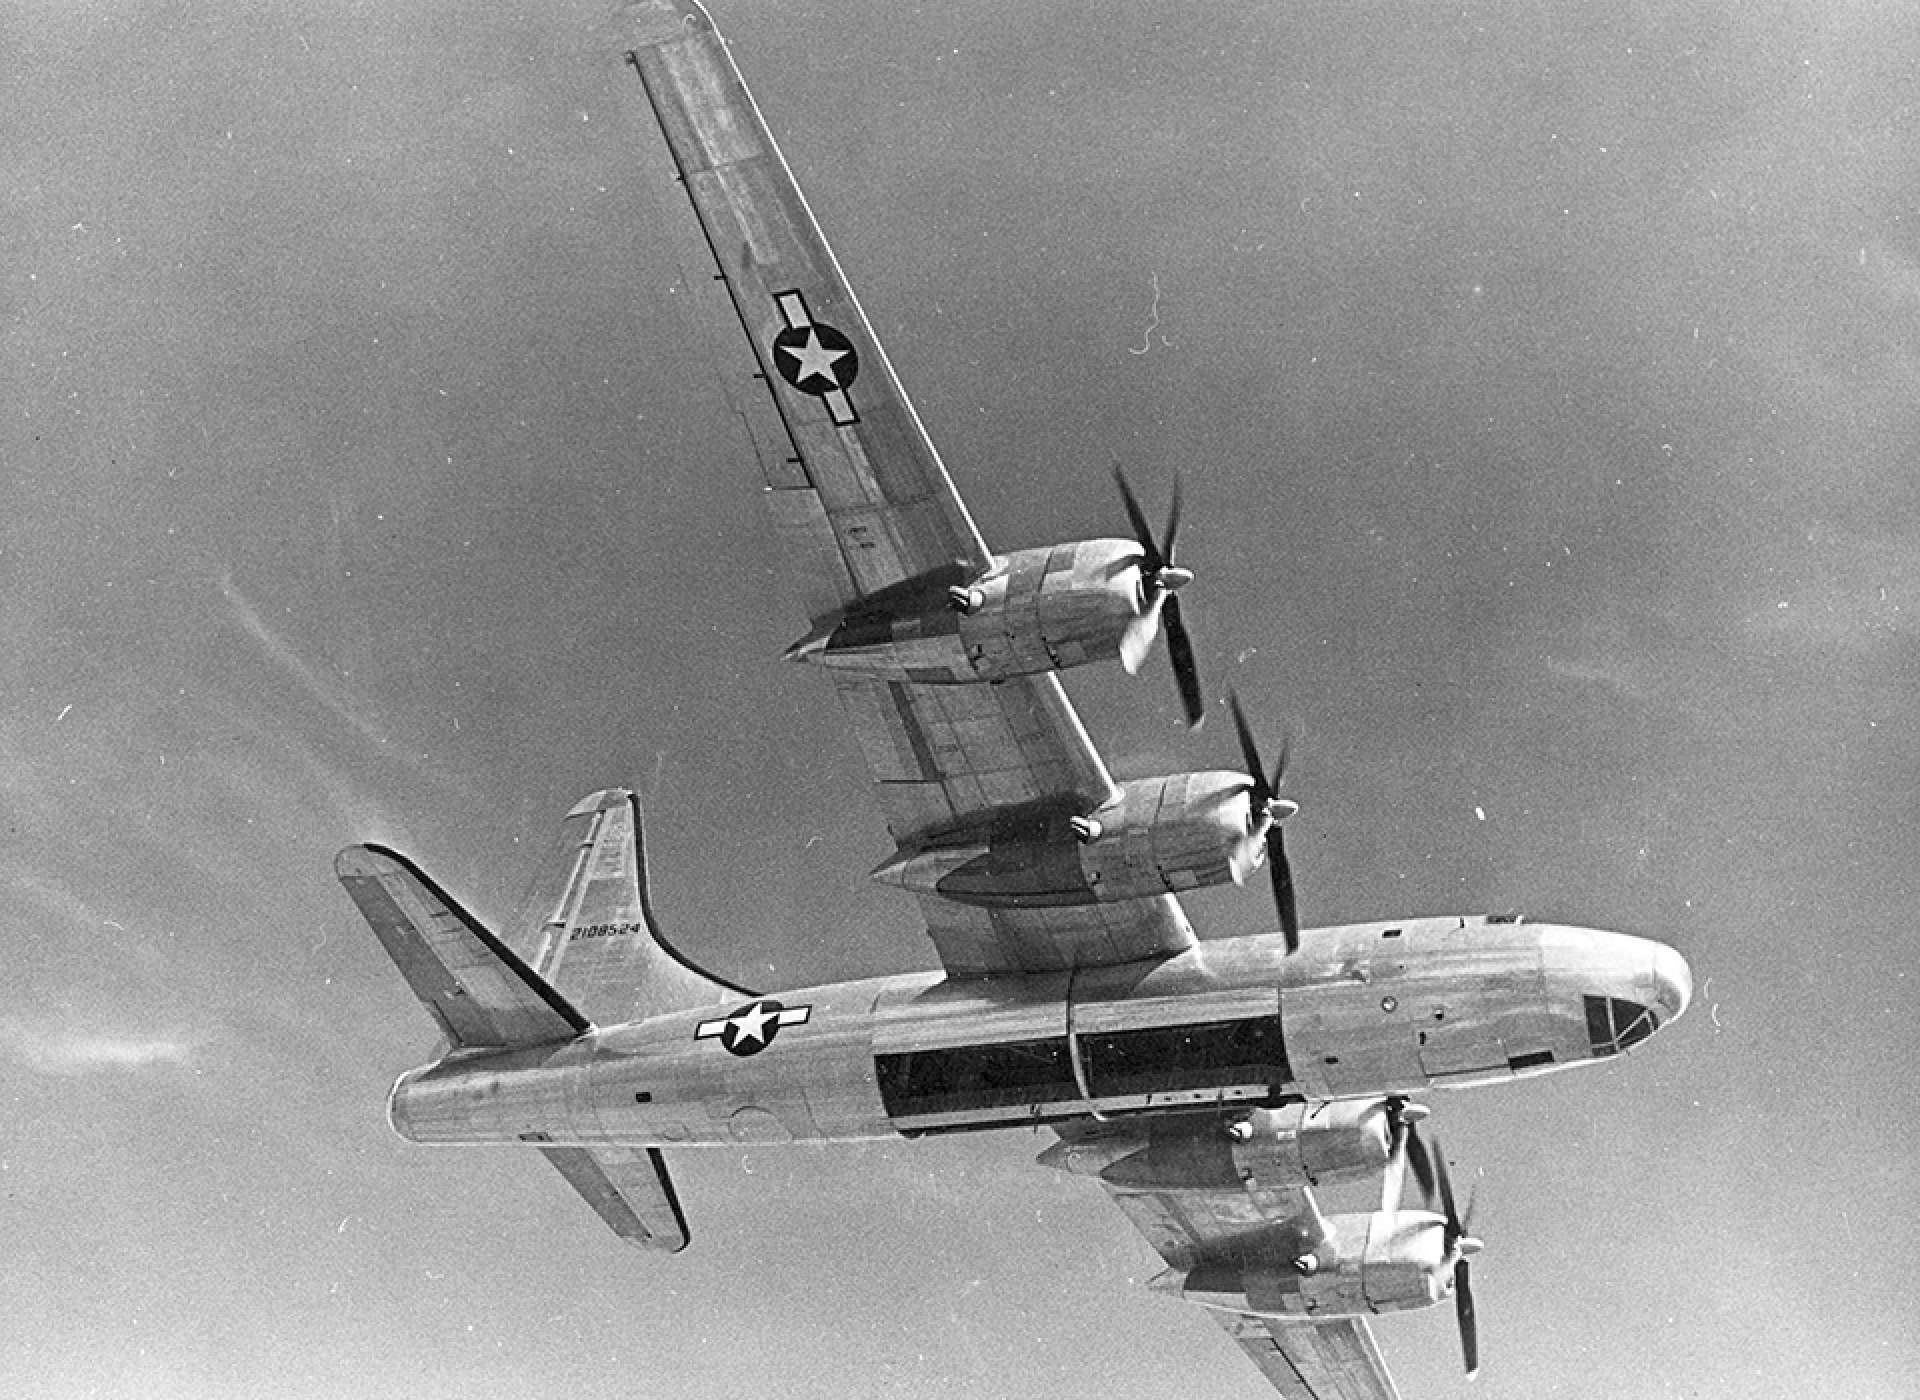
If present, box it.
[1226,693,1301,950]
[1113,467,1203,727]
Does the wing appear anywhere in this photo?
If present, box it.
[620,1,1195,976]
[1214,1313,1400,1400]
[1049,1119,1402,1400]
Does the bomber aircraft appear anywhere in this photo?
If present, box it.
[340,4,1693,1395]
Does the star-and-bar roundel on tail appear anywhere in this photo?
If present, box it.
[621,2,1196,978]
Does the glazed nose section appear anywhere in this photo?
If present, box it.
[1648,941,1692,1025]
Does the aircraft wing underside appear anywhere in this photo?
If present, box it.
[1214,1312,1401,1400]
[1057,1118,1402,1400]
[622,1,1195,977]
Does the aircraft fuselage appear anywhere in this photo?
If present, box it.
[389,916,1690,1149]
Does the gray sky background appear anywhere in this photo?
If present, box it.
[5,2,1917,1397]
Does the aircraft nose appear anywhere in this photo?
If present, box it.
[1649,941,1692,1024]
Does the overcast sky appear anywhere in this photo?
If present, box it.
[5,2,1917,1397]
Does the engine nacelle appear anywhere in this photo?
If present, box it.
[1227,1100,1398,1190]
[1156,1209,1454,1320]
[869,771,1265,908]
[783,539,1149,684]
[1037,1099,1403,1193]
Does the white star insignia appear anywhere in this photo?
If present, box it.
[695,1000,813,1054]
[779,329,850,387]
[727,1001,778,1046]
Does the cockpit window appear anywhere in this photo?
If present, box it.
[1584,995,1660,1056]
[1614,1004,1657,1049]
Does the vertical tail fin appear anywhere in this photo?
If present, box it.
[512,788,747,1024]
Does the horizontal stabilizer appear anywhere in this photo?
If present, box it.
[337,844,590,1050]
[538,1146,691,1252]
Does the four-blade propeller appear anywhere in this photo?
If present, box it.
[1227,693,1301,951]
[1375,1103,1487,1376]
[1412,1129,1484,1378]
[1113,467,1203,728]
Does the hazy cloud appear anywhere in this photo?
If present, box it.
[1546,655,1655,704]
[217,569,392,750]
[3,871,104,932]
[0,1016,202,1077]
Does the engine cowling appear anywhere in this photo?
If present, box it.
[1037,1098,1411,1193]
[869,771,1268,907]
[1162,1208,1455,1320]
[1227,1100,1397,1189]
[783,539,1149,684]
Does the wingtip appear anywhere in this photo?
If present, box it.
[566,787,636,819]
[620,0,715,47]
[333,844,389,880]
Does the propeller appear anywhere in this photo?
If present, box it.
[1397,1105,1439,1206]
[1425,1141,1484,1378]
[1226,693,1301,950]
[1113,466,1203,727]
[1385,1098,1436,1205]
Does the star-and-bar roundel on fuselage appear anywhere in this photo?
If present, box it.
[771,290,859,425]
[694,998,812,1056]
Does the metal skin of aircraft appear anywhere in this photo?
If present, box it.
[340,5,1695,1397]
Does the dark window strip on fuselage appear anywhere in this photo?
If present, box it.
[875,1036,1077,1120]
[1081,1016,1290,1100]
[875,1016,1291,1122]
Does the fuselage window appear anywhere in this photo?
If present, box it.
[876,1037,1077,1118]
[1080,1016,1289,1099]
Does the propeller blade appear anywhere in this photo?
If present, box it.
[1113,468,1201,726]
[1162,594,1203,728]
[1162,475,1183,568]
[1118,601,1161,675]
[1267,733,1291,808]
[1433,1145,1462,1250]
[1410,1128,1482,1376]
[1402,1119,1437,1205]
[1456,1258,1479,1376]
[1112,466,1163,575]
[1227,693,1271,807]
[1379,1114,1407,1215]
[1268,826,1299,952]
[1228,693,1303,944]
